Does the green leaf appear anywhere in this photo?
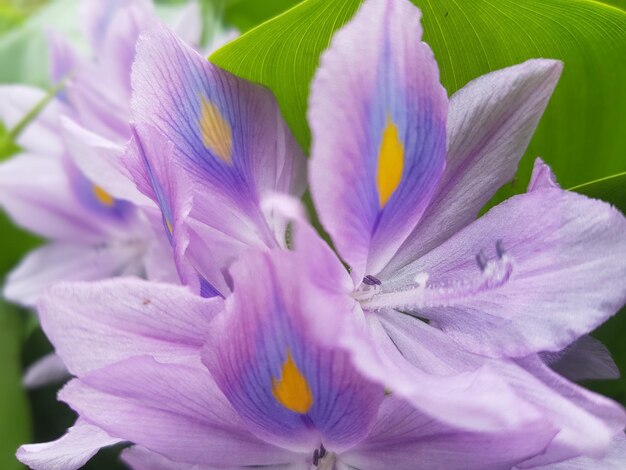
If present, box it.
[212,0,626,195]
[571,172,626,214]
[223,0,302,32]
[0,303,31,470]
[601,0,625,10]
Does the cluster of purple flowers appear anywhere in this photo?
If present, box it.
[1,0,625,468]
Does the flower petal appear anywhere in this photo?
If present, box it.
[382,60,562,276]
[62,357,300,467]
[513,356,626,467]
[23,352,69,389]
[308,0,447,280]
[61,117,149,205]
[38,278,223,376]
[523,432,626,470]
[541,335,620,382]
[16,420,122,470]
[122,446,310,470]
[202,249,384,453]
[131,21,306,246]
[4,242,144,308]
[122,446,198,470]
[528,157,560,192]
[370,186,626,357]
[0,152,138,243]
[81,0,153,111]
[341,395,555,470]
[379,311,626,464]
[124,124,238,297]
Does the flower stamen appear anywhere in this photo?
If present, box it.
[362,241,513,310]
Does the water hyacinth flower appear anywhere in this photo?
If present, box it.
[0,0,207,309]
[18,248,590,470]
[0,0,202,387]
[15,0,626,468]
[123,0,626,451]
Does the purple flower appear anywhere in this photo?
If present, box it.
[14,0,626,467]
[0,0,239,310]
[0,0,185,309]
[121,0,626,465]
[124,0,626,458]
[16,248,577,470]
[0,0,195,387]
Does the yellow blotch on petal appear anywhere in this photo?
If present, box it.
[271,351,313,414]
[376,115,404,207]
[93,185,114,207]
[199,96,233,164]
[166,219,173,234]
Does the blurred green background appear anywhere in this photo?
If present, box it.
[1,0,626,468]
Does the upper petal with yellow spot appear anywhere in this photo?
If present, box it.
[199,96,233,165]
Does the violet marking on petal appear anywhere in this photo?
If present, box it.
[363,274,382,286]
[496,239,506,259]
[476,250,488,271]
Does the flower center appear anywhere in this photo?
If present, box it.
[352,274,383,302]
[313,444,336,468]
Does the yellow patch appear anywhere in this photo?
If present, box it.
[166,219,173,234]
[199,96,233,164]
[93,185,114,207]
[376,115,404,207]
[271,351,313,414]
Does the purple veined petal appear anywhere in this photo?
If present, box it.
[122,445,310,470]
[50,16,131,143]
[122,446,200,470]
[0,151,140,243]
[308,0,447,281]
[131,22,306,246]
[16,420,123,470]
[366,183,626,358]
[62,117,150,205]
[38,278,224,376]
[81,0,154,108]
[23,352,69,389]
[202,250,384,454]
[521,432,626,470]
[378,311,626,464]
[381,59,562,277]
[541,335,620,382]
[4,242,145,308]
[528,157,560,192]
[124,126,190,240]
[0,85,67,157]
[347,310,552,433]
[340,395,555,470]
[125,124,234,296]
[64,156,138,225]
[141,216,184,284]
[61,357,303,467]
[513,356,626,467]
